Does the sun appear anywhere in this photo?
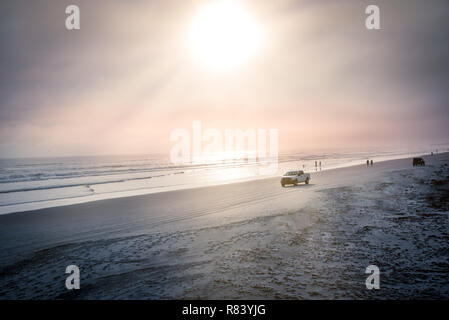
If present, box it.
[189,1,262,71]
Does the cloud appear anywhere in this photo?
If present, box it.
[0,0,448,157]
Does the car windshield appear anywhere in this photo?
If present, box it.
[285,171,298,176]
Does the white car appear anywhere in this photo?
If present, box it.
[281,170,310,187]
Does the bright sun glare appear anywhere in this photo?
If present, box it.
[189,1,262,71]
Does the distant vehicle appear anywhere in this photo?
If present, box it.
[281,170,310,187]
[413,157,425,166]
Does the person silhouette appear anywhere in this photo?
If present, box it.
[367,160,369,167]
[370,160,373,166]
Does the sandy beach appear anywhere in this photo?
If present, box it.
[0,153,448,299]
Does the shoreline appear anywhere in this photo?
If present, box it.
[0,151,435,216]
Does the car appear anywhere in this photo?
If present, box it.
[413,157,425,166]
[281,170,310,187]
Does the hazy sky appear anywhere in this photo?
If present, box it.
[1,0,448,157]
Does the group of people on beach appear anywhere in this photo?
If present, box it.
[367,159,374,167]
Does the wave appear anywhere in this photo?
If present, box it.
[0,173,187,194]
